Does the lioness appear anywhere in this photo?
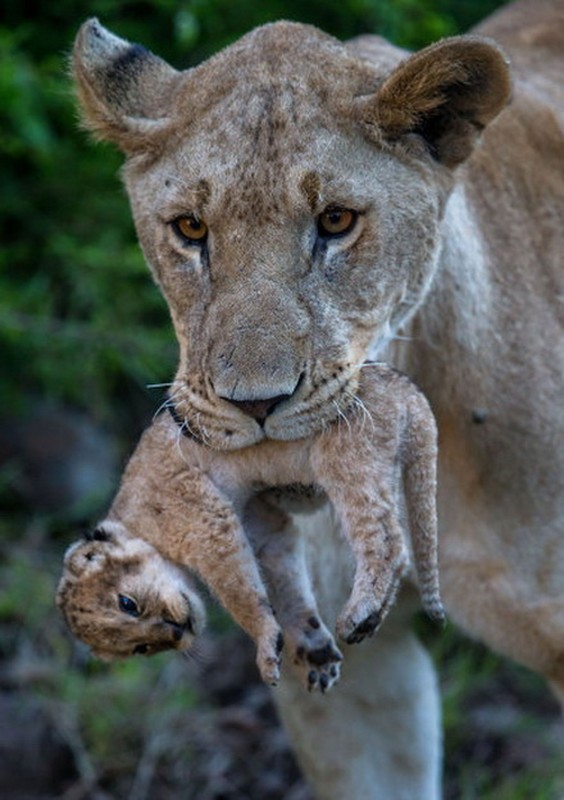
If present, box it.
[68,0,564,796]
[57,364,443,691]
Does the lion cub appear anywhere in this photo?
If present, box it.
[58,365,443,691]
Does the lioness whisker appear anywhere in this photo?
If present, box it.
[172,419,195,467]
[153,386,183,421]
[357,360,386,369]
[332,400,352,434]
[348,393,376,433]
[195,412,212,446]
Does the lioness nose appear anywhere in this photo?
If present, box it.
[225,394,291,423]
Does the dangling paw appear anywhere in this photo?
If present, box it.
[286,614,343,693]
[256,626,284,686]
[336,559,407,644]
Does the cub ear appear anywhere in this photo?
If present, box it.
[62,536,112,579]
[356,36,511,167]
[72,18,181,153]
[83,526,114,543]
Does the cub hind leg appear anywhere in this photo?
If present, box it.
[311,373,443,644]
[245,495,343,692]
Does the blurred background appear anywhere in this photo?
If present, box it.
[1,0,562,797]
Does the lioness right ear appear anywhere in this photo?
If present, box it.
[72,18,181,153]
[356,36,511,167]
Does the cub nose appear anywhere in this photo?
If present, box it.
[165,620,187,642]
[224,394,291,423]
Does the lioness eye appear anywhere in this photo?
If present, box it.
[118,594,140,617]
[172,215,208,244]
[134,644,150,655]
[317,208,357,238]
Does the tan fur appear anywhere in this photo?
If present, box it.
[58,365,442,690]
[64,1,564,793]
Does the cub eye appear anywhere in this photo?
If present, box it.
[317,207,357,238]
[134,644,150,655]
[118,594,140,617]
[172,215,208,244]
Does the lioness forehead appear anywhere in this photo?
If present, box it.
[180,21,379,113]
[123,23,386,217]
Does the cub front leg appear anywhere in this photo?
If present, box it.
[113,441,284,686]
[245,496,343,692]
[181,488,284,686]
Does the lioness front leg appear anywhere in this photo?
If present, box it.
[245,496,343,691]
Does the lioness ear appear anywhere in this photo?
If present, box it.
[357,36,511,167]
[72,18,180,153]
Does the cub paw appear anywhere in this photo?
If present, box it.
[337,607,384,644]
[336,573,402,645]
[288,615,343,693]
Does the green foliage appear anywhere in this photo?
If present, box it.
[0,23,174,426]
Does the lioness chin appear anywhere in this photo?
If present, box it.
[67,1,564,797]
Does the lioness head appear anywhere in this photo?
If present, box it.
[72,20,510,448]
[56,522,206,659]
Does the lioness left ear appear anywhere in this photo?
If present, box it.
[356,36,511,167]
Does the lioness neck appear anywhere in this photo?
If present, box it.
[402,181,493,401]
[402,87,564,537]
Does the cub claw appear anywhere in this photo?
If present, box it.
[337,569,404,644]
[256,628,283,686]
[306,667,333,694]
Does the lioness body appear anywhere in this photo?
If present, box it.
[406,3,564,697]
[67,0,564,796]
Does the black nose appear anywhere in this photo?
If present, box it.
[224,394,291,423]
[164,619,187,642]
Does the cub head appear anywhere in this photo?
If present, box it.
[72,20,510,449]
[57,521,206,660]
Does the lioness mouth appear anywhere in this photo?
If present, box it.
[166,402,204,443]
[223,393,292,423]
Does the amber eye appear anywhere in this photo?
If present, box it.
[317,207,357,238]
[172,215,208,244]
